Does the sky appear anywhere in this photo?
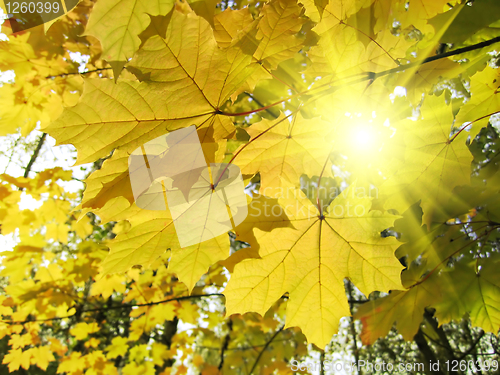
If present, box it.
[0,9,94,251]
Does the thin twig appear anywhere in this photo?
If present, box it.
[45,68,113,79]
[1,293,225,325]
[3,135,21,174]
[459,330,485,361]
[249,325,285,374]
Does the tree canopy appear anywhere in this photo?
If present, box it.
[0,0,500,373]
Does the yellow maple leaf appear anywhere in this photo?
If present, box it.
[253,0,306,69]
[2,348,31,372]
[105,337,130,360]
[85,0,175,67]
[234,112,333,197]
[70,322,99,341]
[455,66,500,140]
[45,9,255,164]
[224,182,403,347]
[29,346,56,371]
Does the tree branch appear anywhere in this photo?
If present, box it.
[371,35,500,81]
[225,36,500,118]
[347,280,361,374]
[414,328,445,375]
[459,329,485,361]
[22,132,46,181]
[1,293,225,325]
[45,68,113,79]
[244,92,280,119]
[424,309,457,363]
[249,325,284,374]
[218,317,233,371]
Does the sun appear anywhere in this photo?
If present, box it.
[348,123,381,154]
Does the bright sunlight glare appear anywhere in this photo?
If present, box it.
[348,124,380,154]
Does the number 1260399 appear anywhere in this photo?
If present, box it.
[445,359,498,372]
[6,2,60,14]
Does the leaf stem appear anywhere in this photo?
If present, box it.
[449,110,500,143]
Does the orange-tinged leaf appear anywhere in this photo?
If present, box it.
[70,322,99,340]
[90,274,127,299]
[354,282,439,344]
[2,348,31,372]
[30,346,55,371]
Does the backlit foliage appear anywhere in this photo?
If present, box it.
[0,0,500,373]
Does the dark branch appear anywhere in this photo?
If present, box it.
[414,328,446,375]
[346,280,361,373]
[249,325,284,375]
[371,36,500,81]
[45,68,113,79]
[1,293,225,325]
[424,309,457,362]
[226,36,500,117]
[304,36,500,108]
[459,329,485,361]
[218,317,233,371]
[22,132,46,180]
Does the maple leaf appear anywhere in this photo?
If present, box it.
[97,197,232,292]
[356,252,500,344]
[396,58,464,105]
[381,95,473,226]
[3,0,500,366]
[213,8,255,49]
[455,66,500,140]
[306,3,414,81]
[44,10,254,164]
[85,0,175,73]
[224,183,403,347]
[253,0,306,69]
[233,112,333,197]
[355,285,438,344]
[372,0,452,33]
[29,346,55,371]
[81,149,135,210]
[432,254,500,334]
